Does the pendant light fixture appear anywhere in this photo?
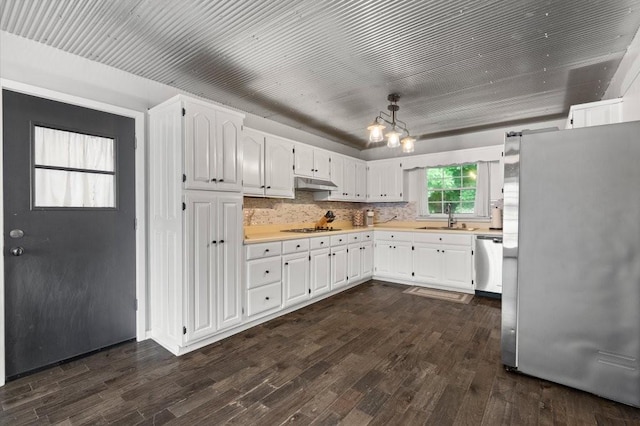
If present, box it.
[367,94,416,152]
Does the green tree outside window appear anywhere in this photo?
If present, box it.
[427,164,477,214]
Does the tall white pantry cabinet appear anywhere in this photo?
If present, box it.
[149,95,244,355]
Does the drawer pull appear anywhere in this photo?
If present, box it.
[265,296,270,300]
[211,240,217,244]
[265,249,270,252]
[219,240,225,244]
[296,244,300,248]
[265,270,270,274]
[284,262,289,266]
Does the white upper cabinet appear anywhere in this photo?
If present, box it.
[294,144,331,181]
[329,155,345,200]
[313,149,332,181]
[242,128,294,199]
[313,155,367,203]
[242,128,265,196]
[354,161,367,201]
[367,159,406,202]
[343,157,357,200]
[566,99,623,129]
[265,136,294,198]
[184,100,242,192]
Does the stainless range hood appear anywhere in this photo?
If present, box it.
[294,177,338,191]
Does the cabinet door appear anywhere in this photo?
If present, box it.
[184,102,217,190]
[355,161,367,201]
[413,243,441,283]
[347,243,361,283]
[367,164,383,202]
[374,241,393,276]
[331,246,348,288]
[384,160,403,201]
[184,192,217,343]
[394,242,413,280]
[361,241,374,278]
[265,136,294,198]
[313,149,331,181]
[343,158,356,201]
[294,143,314,178]
[283,252,310,307]
[217,194,243,330]
[441,247,473,290]
[329,155,345,200]
[215,111,242,191]
[310,248,331,297]
[242,129,265,196]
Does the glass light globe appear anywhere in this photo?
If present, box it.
[386,127,401,148]
[401,136,415,153]
[367,120,386,143]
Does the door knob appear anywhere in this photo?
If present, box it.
[10,247,24,256]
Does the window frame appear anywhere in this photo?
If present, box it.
[418,162,490,220]
[30,122,119,211]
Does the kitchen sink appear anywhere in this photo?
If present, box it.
[416,226,477,231]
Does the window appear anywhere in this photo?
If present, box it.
[426,164,477,215]
[33,126,116,208]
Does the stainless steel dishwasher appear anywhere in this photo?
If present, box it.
[475,235,503,297]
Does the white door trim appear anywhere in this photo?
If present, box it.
[0,79,148,386]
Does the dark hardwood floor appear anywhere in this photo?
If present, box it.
[2,280,639,425]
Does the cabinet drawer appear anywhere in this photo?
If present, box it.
[413,232,472,246]
[374,231,412,242]
[247,282,282,317]
[282,238,309,254]
[361,231,373,241]
[348,233,363,243]
[246,257,282,289]
[330,234,347,246]
[246,242,281,260]
[309,236,330,250]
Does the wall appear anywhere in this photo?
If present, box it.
[244,191,415,226]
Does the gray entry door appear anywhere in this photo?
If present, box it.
[3,90,136,379]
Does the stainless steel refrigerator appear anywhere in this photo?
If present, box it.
[501,122,640,407]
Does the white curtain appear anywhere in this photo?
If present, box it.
[474,161,490,217]
[34,126,115,208]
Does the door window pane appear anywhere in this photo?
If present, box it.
[33,126,116,208]
[34,169,115,208]
[34,126,114,171]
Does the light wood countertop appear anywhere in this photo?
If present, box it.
[244,221,502,244]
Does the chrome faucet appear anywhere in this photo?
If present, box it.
[445,203,457,228]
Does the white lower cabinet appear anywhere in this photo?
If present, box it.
[412,233,473,292]
[361,241,374,277]
[245,242,283,319]
[374,231,475,293]
[331,245,348,289]
[185,192,242,343]
[247,282,282,317]
[310,247,331,297]
[283,252,311,307]
[347,242,362,283]
[374,232,413,280]
[163,191,242,348]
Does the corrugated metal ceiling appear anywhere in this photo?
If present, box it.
[2,0,640,149]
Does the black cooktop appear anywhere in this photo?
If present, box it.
[281,227,342,233]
